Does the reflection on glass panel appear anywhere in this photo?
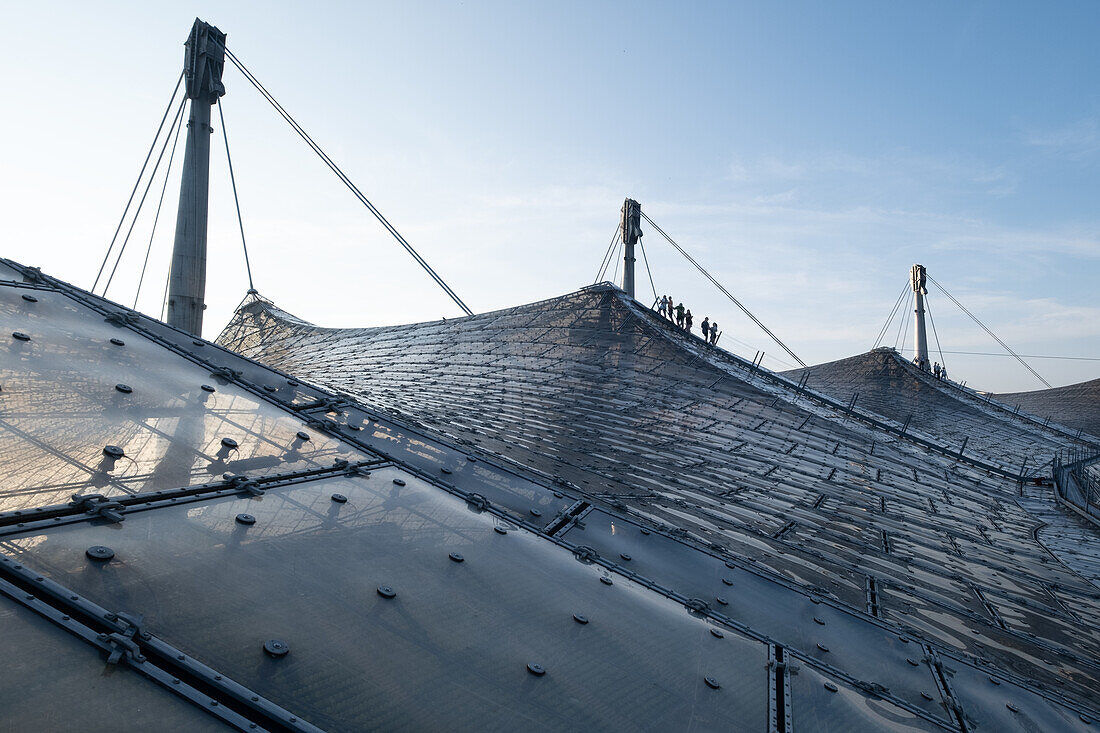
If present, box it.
[8,467,768,732]
[0,286,368,511]
[0,595,227,732]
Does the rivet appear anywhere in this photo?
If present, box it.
[441,467,452,474]
[103,445,124,459]
[704,676,721,689]
[12,332,30,341]
[921,692,933,701]
[192,340,204,347]
[210,701,218,707]
[716,596,729,606]
[263,385,276,392]
[85,546,114,562]
[21,294,37,302]
[115,384,132,394]
[62,615,70,621]
[263,639,289,657]
[989,676,1001,685]
[599,576,613,586]
[552,491,563,498]
[110,338,125,346]
[221,437,239,449]
[200,384,216,393]
[1007,703,1019,713]
[640,528,651,535]
[906,657,920,666]
[449,552,465,562]
[377,585,396,599]
[824,682,838,692]
[1081,714,1092,724]
[330,493,348,504]
[172,678,180,684]
[710,628,724,638]
[251,696,259,702]
[177,655,185,660]
[817,643,830,652]
[721,578,733,586]
[393,478,406,486]
[531,508,542,517]
[296,431,310,441]
[527,663,546,676]
[619,553,631,561]
[573,613,589,624]
[466,456,477,462]
[286,379,299,386]
[494,526,508,535]
[235,513,256,526]
[899,637,910,643]
[724,561,737,569]
[813,616,825,625]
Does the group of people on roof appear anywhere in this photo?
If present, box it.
[656,295,720,345]
[913,355,949,381]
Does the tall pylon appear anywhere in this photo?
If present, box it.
[910,264,930,370]
[166,19,227,337]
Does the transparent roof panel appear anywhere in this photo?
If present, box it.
[6,466,769,732]
[790,663,946,732]
[561,509,951,722]
[0,594,227,732]
[0,284,369,511]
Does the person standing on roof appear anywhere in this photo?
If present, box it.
[933,362,941,379]
[656,295,667,318]
[685,310,693,333]
[710,321,719,345]
[941,366,948,381]
[675,302,685,327]
[701,317,710,342]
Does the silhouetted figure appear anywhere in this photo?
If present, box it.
[709,321,719,345]
[685,310,693,332]
[701,317,710,342]
[675,302,685,327]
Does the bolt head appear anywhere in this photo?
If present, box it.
[103,445,124,459]
[263,639,289,657]
[235,513,256,526]
[527,663,546,676]
[704,676,721,689]
[377,585,396,599]
[330,493,348,504]
[448,552,465,563]
[86,546,114,562]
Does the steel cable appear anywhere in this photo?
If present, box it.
[103,96,188,297]
[927,275,1051,388]
[223,48,471,315]
[133,99,188,309]
[94,71,185,292]
[217,98,255,291]
[639,210,806,367]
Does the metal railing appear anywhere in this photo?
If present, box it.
[1052,447,1100,523]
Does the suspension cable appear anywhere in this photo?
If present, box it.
[134,99,188,309]
[93,71,185,292]
[873,281,910,349]
[103,96,188,297]
[639,210,806,367]
[638,237,658,302]
[217,98,255,291]
[223,48,471,315]
[894,293,911,351]
[594,223,622,283]
[927,274,1051,388]
[925,295,946,369]
[896,349,1100,362]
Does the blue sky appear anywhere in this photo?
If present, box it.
[1,1,1098,391]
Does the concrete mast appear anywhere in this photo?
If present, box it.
[620,198,642,298]
[166,19,227,337]
[910,263,930,370]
